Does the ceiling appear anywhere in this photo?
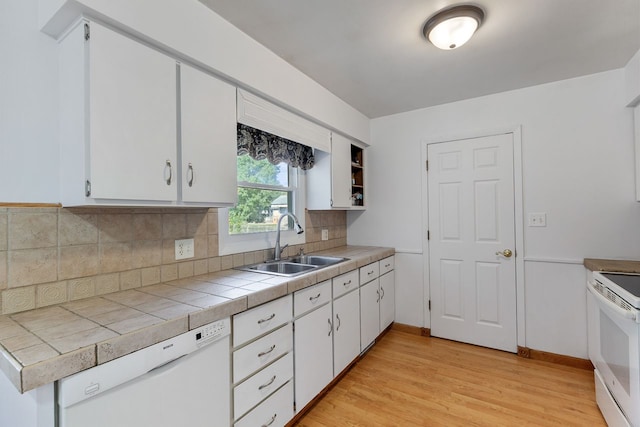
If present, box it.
[199,0,640,118]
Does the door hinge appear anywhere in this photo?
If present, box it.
[330,199,333,207]
[427,230,430,240]
[85,180,91,197]
[425,160,429,171]
[84,23,90,40]
[428,300,431,311]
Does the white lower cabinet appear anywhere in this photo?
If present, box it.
[232,295,294,425]
[379,270,396,331]
[360,278,381,351]
[360,256,396,351]
[332,288,360,376]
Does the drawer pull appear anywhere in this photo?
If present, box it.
[385,263,391,268]
[262,413,277,427]
[376,289,380,303]
[258,345,276,358]
[381,287,385,299]
[328,318,333,336]
[367,270,374,276]
[257,313,276,324]
[336,313,341,331]
[343,280,352,287]
[258,375,276,390]
[309,293,321,301]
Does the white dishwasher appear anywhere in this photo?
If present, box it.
[58,318,231,427]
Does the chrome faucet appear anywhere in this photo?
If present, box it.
[273,212,304,261]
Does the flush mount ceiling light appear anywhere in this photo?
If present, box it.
[423,4,484,50]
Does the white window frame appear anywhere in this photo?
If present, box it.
[218,166,306,257]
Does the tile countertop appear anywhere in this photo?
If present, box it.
[0,245,394,394]
[583,258,640,273]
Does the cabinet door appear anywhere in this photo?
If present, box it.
[294,303,333,411]
[330,134,352,208]
[180,64,237,204]
[333,290,360,377]
[379,270,395,331]
[88,22,177,201]
[360,279,380,352]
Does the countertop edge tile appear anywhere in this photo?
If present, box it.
[584,258,640,273]
[247,283,289,308]
[0,345,23,392]
[97,316,188,364]
[189,298,247,329]
[22,346,95,393]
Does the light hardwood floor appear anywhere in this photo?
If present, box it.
[294,329,606,426]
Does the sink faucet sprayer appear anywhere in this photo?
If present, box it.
[273,212,304,261]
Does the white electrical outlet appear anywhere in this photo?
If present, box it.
[175,238,195,260]
[528,213,547,227]
[321,229,329,241]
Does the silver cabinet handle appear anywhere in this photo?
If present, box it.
[165,160,172,185]
[384,263,391,268]
[380,287,385,299]
[367,270,374,276]
[309,293,321,301]
[258,345,276,358]
[343,279,352,287]
[262,414,277,427]
[376,289,380,303]
[187,162,194,187]
[257,313,275,324]
[336,313,341,331]
[258,375,276,390]
[328,318,333,336]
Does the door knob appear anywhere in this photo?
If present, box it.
[496,249,513,258]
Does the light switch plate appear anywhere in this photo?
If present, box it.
[528,213,547,227]
[321,229,329,241]
[175,238,195,260]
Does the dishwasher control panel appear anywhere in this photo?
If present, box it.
[195,318,230,348]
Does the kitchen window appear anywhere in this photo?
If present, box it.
[218,126,310,256]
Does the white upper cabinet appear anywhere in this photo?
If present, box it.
[59,20,237,207]
[634,105,640,202]
[180,63,237,205]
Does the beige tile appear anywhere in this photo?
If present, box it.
[2,286,36,314]
[208,234,219,257]
[193,259,208,276]
[140,267,161,286]
[103,290,163,307]
[59,244,99,280]
[99,242,132,273]
[215,287,252,299]
[58,211,98,246]
[132,240,162,268]
[62,297,124,317]
[0,213,7,251]
[139,283,183,298]
[106,313,164,334]
[98,213,132,242]
[207,210,218,235]
[247,283,288,308]
[162,213,186,239]
[181,281,234,294]
[194,235,208,260]
[162,239,177,264]
[208,257,221,273]
[0,322,29,340]
[189,297,246,329]
[0,344,22,390]
[243,251,255,266]
[0,250,6,289]
[95,273,120,295]
[97,317,187,364]
[88,306,143,325]
[120,270,141,290]
[8,212,57,250]
[232,253,244,268]
[48,327,118,354]
[21,346,95,392]
[187,294,228,308]
[36,318,99,341]
[36,281,68,308]
[10,306,76,331]
[186,212,207,236]
[151,303,198,320]
[219,255,233,271]
[68,277,96,301]
[161,264,178,282]
[178,261,194,279]
[12,343,59,366]
[0,333,43,352]
[8,248,57,287]
[134,298,179,314]
[132,213,162,240]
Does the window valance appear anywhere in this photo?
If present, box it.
[237,123,315,170]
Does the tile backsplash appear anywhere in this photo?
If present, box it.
[0,207,346,315]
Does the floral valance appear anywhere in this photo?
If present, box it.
[237,123,315,170]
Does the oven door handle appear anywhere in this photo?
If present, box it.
[587,282,637,321]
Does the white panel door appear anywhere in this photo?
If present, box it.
[428,134,517,352]
[360,279,380,351]
[180,64,237,204]
[333,289,360,377]
[88,22,177,201]
[330,134,353,208]
[379,270,395,331]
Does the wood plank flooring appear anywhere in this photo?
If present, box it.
[293,330,606,426]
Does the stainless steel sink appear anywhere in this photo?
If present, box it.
[288,255,347,266]
[237,255,348,277]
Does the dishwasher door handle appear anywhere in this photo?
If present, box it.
[147,353,189,375]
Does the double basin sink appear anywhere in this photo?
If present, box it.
[237,255,348,277]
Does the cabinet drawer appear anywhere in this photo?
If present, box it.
[234,352,293,420]
[332,270,359,299]
[360,262,380,285]
[294,280,331,317]
[233,295,292,347]
[235,381,293,427]
[233,324,293,383]
[380,256,395,275]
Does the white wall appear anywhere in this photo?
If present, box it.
[0,1,60,203]
[348,69,640,358]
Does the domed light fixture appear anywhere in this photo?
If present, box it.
[423,4,484,50]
